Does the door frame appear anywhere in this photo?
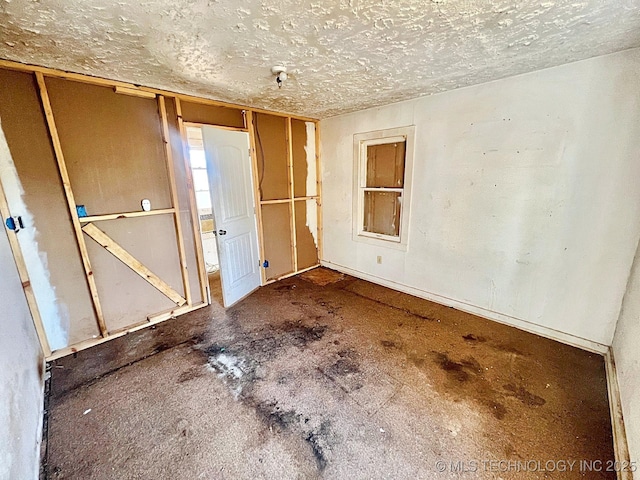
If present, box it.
[184,120,266,306]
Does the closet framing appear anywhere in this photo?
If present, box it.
[0,59,321,360]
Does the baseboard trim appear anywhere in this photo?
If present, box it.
[604,349,633,480]
[321,260,609,354]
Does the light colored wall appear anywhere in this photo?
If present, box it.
[614,239,640,476]
[320,48,640,349]
[0,124,69,350]
[0,212,44,479]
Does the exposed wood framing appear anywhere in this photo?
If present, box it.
[78,208,175,223]
[82,223,187,307]
[0,181,52,357]
[158,96,192,305]
[315,122,324,261]
[35,72,108,337]
[263,263,320,286]
[114,85,157,99]
[286,117,298,272]
[0,61,322,358]
[260,198,296,205]
[46,301,207,361]
[246,111,268,285]
[0,59,317,122]
[175,98,209,303]
[183,121,248,133]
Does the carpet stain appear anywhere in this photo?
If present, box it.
[504,383,546,407]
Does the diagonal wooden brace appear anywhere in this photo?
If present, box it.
[82,223,186,306]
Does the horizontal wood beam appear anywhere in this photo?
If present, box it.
[183,121,248,133]
[114,86,157,99]
[82,223,186,306]
[78,208,175,223]
[46,302,207,360]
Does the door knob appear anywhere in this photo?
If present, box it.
[218,229,227,236]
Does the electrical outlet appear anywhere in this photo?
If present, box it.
[377,255,382,264]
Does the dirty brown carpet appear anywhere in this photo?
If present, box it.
[45,268,615,479]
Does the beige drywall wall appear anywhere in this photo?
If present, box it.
[45,77,172,216]
[84,215,184,332]
[320,48,640,348]
[0,218,44,480]
[254,113,289,201]
[613,239,640,477]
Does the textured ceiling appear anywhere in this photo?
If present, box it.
[1,0,639,118]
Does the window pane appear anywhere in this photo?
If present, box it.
[366,141,405,188]
[189,148,206,169]
[195,191,211,210]
[192,168,209,192]
[363,191,401,237]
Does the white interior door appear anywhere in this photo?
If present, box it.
[202,126,261,307]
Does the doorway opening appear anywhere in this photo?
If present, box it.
[185,124,262,308]
[185,125,222,306]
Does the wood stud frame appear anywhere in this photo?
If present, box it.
[0,58,320,360]
[0,180,52,357]
[35,71,109,337]
[256,115,322,284]
[158,95,192,306]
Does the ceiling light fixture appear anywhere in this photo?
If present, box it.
[271,66,287,89]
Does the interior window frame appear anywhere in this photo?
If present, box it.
[352,126,415,250]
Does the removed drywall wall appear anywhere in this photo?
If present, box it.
[254,113,289,201]
[295,199,318,270]
[84,215,184,332]
[291,119,311,198]
[613,239,640,477]
[45,77,172,216]
[320,48,640,348]
[261,203,293,280]
[180,101,244,129]
[0,69,98,347]
[0,215,44,480]
[0,118,69,350]
[251,112,320,281]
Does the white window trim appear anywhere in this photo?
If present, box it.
[352,126,415,251]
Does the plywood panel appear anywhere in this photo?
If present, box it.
[45,77,171,216]
[181,101,244,129]
[292,119,317,198]
[254,113,289,201]
[84,215,183,332]
[295,199,319,270]
[363,191,401,236]
[261,203,293,280]
[366,141,405,188]
[165,97,203,304]
[0,68,99,345]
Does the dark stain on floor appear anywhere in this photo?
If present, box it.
[45,268,616,479]
[504,383,547,406]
